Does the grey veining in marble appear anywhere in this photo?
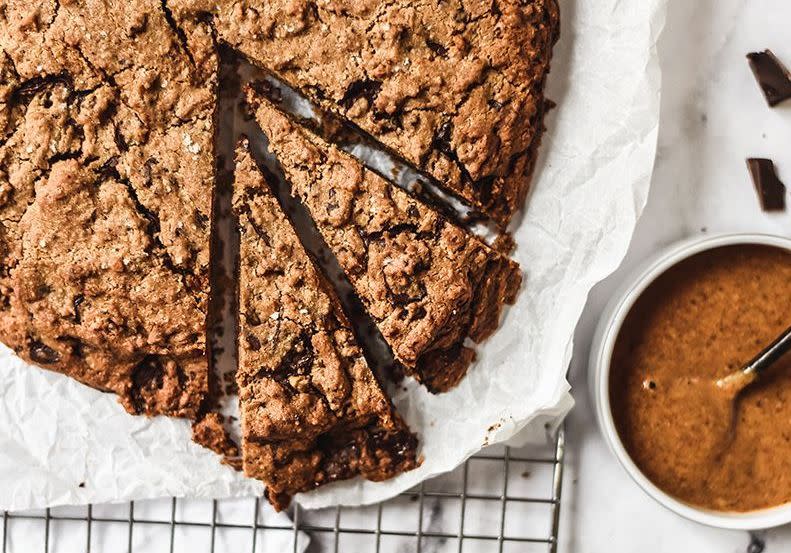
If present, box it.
[563,0,791,551]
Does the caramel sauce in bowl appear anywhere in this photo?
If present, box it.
[589,234,791,529]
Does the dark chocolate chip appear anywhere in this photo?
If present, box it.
[132,356,163,386]
[411,306,427,320]
[96,156,120,180]
[130,355,165,414]
[433,121,454,157]
[327,187,339,214]
[73,294,84,323]
[245,333,261,352]
[29,340,60,365]
[11,73,71,104]
[315,433,361,482]
[339,79,382,110]
[69,338,84,358]
[47,150,82,164]
[369,428,419,465]
[272,334,314,379]
[747,49,791,107]
[113,125,128,152]
[193,209,209,229]
[244,311,261,327]
[128,13,148,37]
[142,158,157,187]
[746,158,786,212]
[425,38,448,57]
[35,283,52,299]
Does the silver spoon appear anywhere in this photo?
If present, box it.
[693,324,791,460]
[717,324,791,396]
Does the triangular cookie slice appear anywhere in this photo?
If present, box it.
[246,91,522,393]
[233,142,419,510]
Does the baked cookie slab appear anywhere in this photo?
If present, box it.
[0,1,217,417]
[247,91,522,393]
[171,0,560,227]
[233,143,419,510]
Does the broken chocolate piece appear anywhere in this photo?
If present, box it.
[747,158,786,212]
[747,50,791,107]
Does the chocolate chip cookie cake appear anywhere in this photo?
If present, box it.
[0,0,558,507]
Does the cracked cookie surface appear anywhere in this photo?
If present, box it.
[171,0,559,227]
[247,92,522,393]
[0,1,217,417]
[234,143,419,510]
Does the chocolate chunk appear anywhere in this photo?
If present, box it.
[29,340,60,365]
[747,158,786,212]
[130,355,165,413]
[72,294,84,323]
[747,50,791,107]
[339,79,382,110]
[244,333,261,351]
[425,38,448,58]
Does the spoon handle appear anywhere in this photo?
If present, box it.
[743,324,791,377]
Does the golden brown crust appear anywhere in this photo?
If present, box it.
[247,92,522,393]
[233,143,418,510]
[170,0,560,227]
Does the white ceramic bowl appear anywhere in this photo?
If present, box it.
[589,232,791,530]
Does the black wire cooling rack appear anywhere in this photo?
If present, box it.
[1,425,565,553]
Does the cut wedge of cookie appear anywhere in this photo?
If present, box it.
[233,142,419,510]
[170,0,560,227]
[0,2,217,418]
[246,91,522,393]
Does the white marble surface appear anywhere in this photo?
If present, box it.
[561,0,791,551]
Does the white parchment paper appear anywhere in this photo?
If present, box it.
[0,0,666,512]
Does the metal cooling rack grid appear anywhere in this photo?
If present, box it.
[1,425,565,553]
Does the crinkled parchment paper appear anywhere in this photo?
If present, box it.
[0,0,666,511]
